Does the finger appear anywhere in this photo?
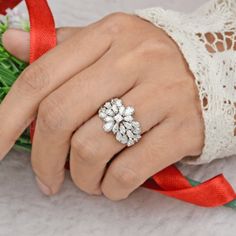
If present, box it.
[101,117,188,201]
[0,19,114,161]
[70,82,170,195]
[2,27,81,62]
[31,49,138,195]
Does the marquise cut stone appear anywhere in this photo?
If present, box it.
[119,106,125,115]
[112,123,119,134]
[106,109,115,116]
[104,116,114,122]
[119,124,126,134]
[123,122,132,129]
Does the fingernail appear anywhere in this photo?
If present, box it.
[35,176,52,196]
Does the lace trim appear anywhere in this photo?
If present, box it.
[135,0,236,164]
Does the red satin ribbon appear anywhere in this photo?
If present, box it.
[24,0,236,207]
[24,0,57,140]
[0,0,22,14]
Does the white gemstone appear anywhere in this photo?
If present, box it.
[134,134,141,141]
[99,112,107,119]
[124,115,133,122]
[112,104,119,114]
[127,139,135,146]
[119,106,125,115]
[124,106,134,116]
[114,114,123,123]
[123,122,132,129]
[99,107,106,113]
[112,123,119,134]
[111,99,117,104]
[119,124,126,134]
[116,132,123,142]
[106,109,115,116]
[115,99,123,107]
[133,127,141,134]
[120,135,128,144]
[104,102,112,109]
[104,116,114,122]
[132,121,140,128]
[126,130,134,138]
[103,122,114,132]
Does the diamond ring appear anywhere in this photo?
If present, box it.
[98,98,141,146]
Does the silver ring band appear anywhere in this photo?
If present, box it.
[98,98,141,146]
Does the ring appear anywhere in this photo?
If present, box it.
[98,98,141,146]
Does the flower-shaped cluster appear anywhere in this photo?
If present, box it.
[98,98,141,146]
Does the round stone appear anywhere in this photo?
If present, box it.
[99,112,107,119]
[103,122,114,132]
[124,106,135,116]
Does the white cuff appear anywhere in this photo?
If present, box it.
[135,0,236,164]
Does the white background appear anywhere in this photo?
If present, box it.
[0,1,236,236]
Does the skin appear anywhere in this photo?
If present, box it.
[1,13,204,201]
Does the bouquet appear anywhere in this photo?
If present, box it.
[1,5,236,209]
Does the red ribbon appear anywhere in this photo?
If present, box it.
[23,0,236,207]
[0,0,22,14]
[24,0,57,140]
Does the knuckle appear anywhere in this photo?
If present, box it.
[71,134,98,165]
[15,63,50,96]
[56,27,80,43]
[146,139,168,162]
[37,95,65,132]
[112,54,132,72]
[134,38,176,62]
[174,115,204,156]
[102,12,133,34]
[109,164,141,188]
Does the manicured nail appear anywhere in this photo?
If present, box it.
[35,176,51,196]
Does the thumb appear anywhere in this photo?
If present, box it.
[2,27,81,62]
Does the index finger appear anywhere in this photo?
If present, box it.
[0,21,113,160]
[2,27,81,62]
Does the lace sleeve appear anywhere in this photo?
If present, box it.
[135,0,236,165]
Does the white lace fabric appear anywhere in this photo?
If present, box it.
[135,0,236,164]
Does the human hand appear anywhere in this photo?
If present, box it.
[2,13,204,200]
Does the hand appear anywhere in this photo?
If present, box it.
[2,13,204,200]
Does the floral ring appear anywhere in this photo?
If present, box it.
[98,98,142,146]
